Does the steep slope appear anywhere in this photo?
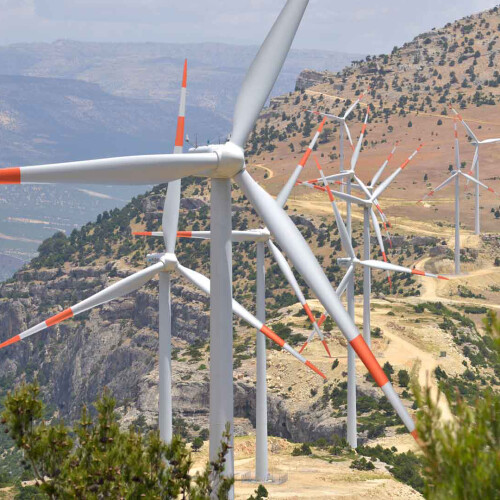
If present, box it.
[247,6,500,234]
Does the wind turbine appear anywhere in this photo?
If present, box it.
[450,106,500,235]
[309,87,370,186]
[297,140,430,447]
[0,2,420,487]
[137,116,333,481]
[418,118,498,275]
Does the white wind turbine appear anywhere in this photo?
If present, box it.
[418,118,499,275]
[137,116,332,481]
[297,140,435,447]
[0,1,420,487]
[450,106,500,235]
[309,87,370,186]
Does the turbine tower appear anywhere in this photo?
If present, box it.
[418,118,498,274]
[450,106,500,235]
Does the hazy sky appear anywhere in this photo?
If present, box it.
[0,0,498,54]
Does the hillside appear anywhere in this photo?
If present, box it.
[0,41,361,270]
[0,7,499,498]
[247,5,500,234]
[0,175,498,495]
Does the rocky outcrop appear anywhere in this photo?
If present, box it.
[295,69,327,91]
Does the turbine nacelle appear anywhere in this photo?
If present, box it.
[146,252,178,271]
[189,141,245,178]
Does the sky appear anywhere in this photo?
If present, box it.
[0,0,498,54]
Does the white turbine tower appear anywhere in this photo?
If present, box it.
[450,106,500,235]
[0,2,420,489]
[418,118,499,275]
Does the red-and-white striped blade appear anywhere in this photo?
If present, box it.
[236,170,417,437]
[343,87,370,119]
[371,143,398,186]
[460,171,499,196]
[176,264,326,379]
[351,109,369,170]
[163,59,188,253]
[372,144,424,201]
[276,116,328,207]
[0,262,165,351]
[0,153,218,186]
[418,172,457,203]
[358,259,448,280]
[449,107,479,143]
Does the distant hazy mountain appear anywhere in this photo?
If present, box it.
[0,40,362,274]
[0,40,363,119]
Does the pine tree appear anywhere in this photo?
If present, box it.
[2,383,233,498]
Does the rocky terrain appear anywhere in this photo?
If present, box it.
[0,7,499,497]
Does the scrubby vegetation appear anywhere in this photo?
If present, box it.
[1,381,233,498]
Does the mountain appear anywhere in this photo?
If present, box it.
[246,5,500,236]
[0,8,499,496]
[0,41,362,272]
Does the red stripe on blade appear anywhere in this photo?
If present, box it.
[412,269,425,276]
[299,341,307,354]
[0,335,21,350]
[317,314,327,327]
[306,360,326,379]
[411,429,419,441]
[46,308,73,327]
[321,340,332,358]
[260,325,285,348]
[350,334,389,387]
[182,59,188,88]
[177,231,193,238]
[317,117,327,133]
[303,303,316,324]
[133,231,153,236]
[299,148,312,167]
[0,167,21,184]
[175,116,185,147]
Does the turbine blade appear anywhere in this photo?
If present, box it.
[418,173,457,202]
[133,231,164,237]
[369,209,392,286]
[460,172,499,195]
[372,144,424,200]
[231,0,308,148]
[371,143,398,186]
[370,208,388,263]
[0,262,165,350]
[236,170,417,436]
[480,138,500,144]
[328,189,370,207]
[267,240,329,355]
[344,122,354,149]
[337,264,354,298]
[176,264,325,378]
[313,157,355,259]
[351,109,369,171]
[276,116,327,207]
[163,59,188,253]
[343,87,370,119]
[0,153,218,185]
[450,107,479,143]
[359,259,448,279]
